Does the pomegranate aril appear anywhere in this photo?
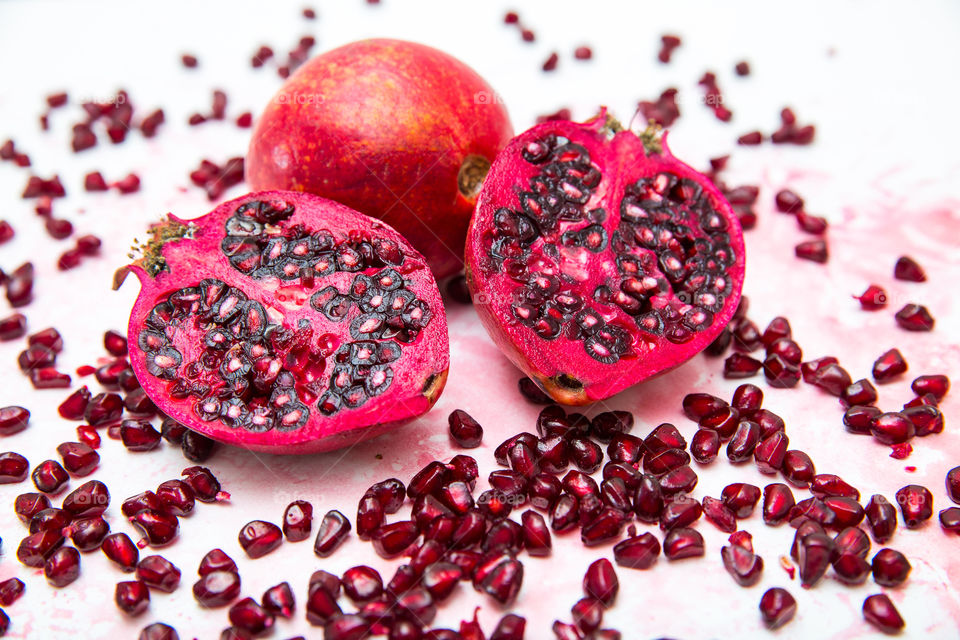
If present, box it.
[795,239,828,263]
[30,507,71,534]
[139,622,179,640]
[843,379,878,407]
[132,510,180,547]
[194,570,242,608]
[0,578,24,606]
[844,405,881,435]
[721,544,763,586]
[702,496,737,533]
[238,520,283,558]
[423,562,463,602]
[182,466,224,502]
[871,412,915,445]
[947,466,960,504]
[912,374,949,401]
[658,465,698,496]
[690,428,720,464]
[283,499,313,541]
[894,255,926,282]
[583,558,618,606]
[571,597,603,634]
[44,545,81,587]
[85,393,123,426]
[518,377,552,404]
[17,528,66,567]
[660,497,702,530]
[262,581,295,618]
[0,451,30,484]
[873,348,908,383]
[763,354,801,387]
[592,410,633,442]
[732,383,763,411]
[825,496,865,528]
[939,507,960,532]
[775,189,804,213]
[724,353,761,378]
[448,409,483,448]
[56,441,99,476]
[903,405,944,436]
[759,587,796,629]
[372,520,418,557]
[871,548,911,587]
[895,303,934,331]
[137,555,181,592]
[0,406,30,435]
[59,388,92,420]
[121,419,163,451]
[15,491,51,522]
[199,549,238,576]
[737,131,763,145]
[0,313,27,340]
[834,526,871,559]
[895,484,933,528]
[721,483,762,518]
[116,580,150,615]
[726,420,760,462]
[31,459,69,493]
[606,433,643,464]
[66,515,109,551]
[855,284,887,310]
[682,393,729,421]
[763,483,795,525]
[862,593,905,634]
[754,431,788,474]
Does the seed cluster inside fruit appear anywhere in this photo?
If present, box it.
[483,133,735,366]
[136,198,438,433]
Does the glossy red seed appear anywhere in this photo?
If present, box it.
[811,474,860,500]
[702,496,737,533]
[795,239,828,263]
[32,460,69,493]
[737,131,763,145]
[121,419,162,451]
[895,303,934,331]
[58,388,91,420]
[797,532,835,587]
[754,431,788,474]
[895,484,933,528]
[903,405,944,436]
[583,558,618,605]
[835,526,871,558]
[726,421,760,462]
[45,546,81,587]
[0,451,30,484]
[15,491,51,522]
[85,393,123,426]
[520,510,551,556]
[115,580,150,616]
[283,500,313,542]
[660,497,702,531]
[682,393,728,421]
[938,507,960,532]
[592,410,634,442]
[238,520,282,558]
[721,483,762,518]
[844,405,882,435]
[448,409,483,448]
[871,548,911,587]
[824,496,865,528]
[518,377,551,404]
[689,428,720,464]
[862,593,905,634]
[132,510,179,547]
[775,189,804,213]
[262,582,295,618]
[194,571,242,608]
[912,374,950,401]
[65,515,109,551]
[732,383,763,411]
[763,483,795,525]
[56,441,99,476]
[199,549,237,576]
[0,578,25,606]
[182,466,225,502]
[873,348,908,383]
[721,544,763,586]
[137,555,181,593]
[894,256,926,282]
[17,528,66,567]
[871,412,915,445]
[723,353,762,378]
[372,520,418,558]
[759,587,796,629]
[0,406,30,435]
[947,467,960,504]
[0,313,28,340]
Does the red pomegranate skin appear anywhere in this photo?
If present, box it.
[246,39,514,279]
[465,112,745,404]
[125,191,449,454]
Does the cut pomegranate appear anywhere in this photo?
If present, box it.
[759,587,796,629]
[238,520,283,558]
[466,112,744,404]
[862,593,905,634]
[122,192,449,453]
[894,256,926,282]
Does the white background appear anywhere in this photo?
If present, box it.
[0,1,958,638]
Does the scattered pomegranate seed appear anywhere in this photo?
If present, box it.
[303,7,316,19]
[44,546,81,587]
[658,34,682,63]
[0,578,25,606]
[894,256,926,282]
[238,520,283,558]
[0,406,30,435]
[504,11,519,23]
[912,374,949,401]
[872,348,908,384]
[140,109,165,137]
[0,313,27,340]
[795,239,828,263]
[235,112,253,128]
[737,131,764,145]
[862,593,905,634]
[181,54,198,68]
[759,587,796,629]
[114,173,141,194]
[637,88,680,127]
[854,284,887,310]
[542,52,559,72]
[574,46,593,60]
[895,484,933,528]
[895,304,934,331]
[0,220,13,244]
[699,72,732,121]
[521,29,535,42]
[449,409,484,448]
[734,61,751,76]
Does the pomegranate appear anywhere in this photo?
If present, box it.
[465,112,745,404]
[247,39,513,278]
[121,191,449,453]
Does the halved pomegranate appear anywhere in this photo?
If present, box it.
[466,112,745,403]
[120,191,449,453]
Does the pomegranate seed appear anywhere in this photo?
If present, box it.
[56,441,99,476]
[895,303,934,331]
[835,526,871,558]
[763,354,801,387]
[734,60,751,75]
[855,284,888,310]
[775,189,804,213]
[754,431,788,474]
[17,527,65,567]
[229,597,275,636]
[492,614,526,640]
[0,578,25,606]
[238,520,282,558]
[15,491,51,522]
[76,234,102,255]
[262,581,295,618]
[592,410,633,442]
[542,52,559,72]
[448,409,483,448]
[811,474,860,500]
[871,412,915,445]
[139,622,178,639]
[0,451,30,484]
[132,510,179,547]
[115,580,150,615]
[372,520,418,558]
[795,531,835,587]
[573,46,593,60]
[723,353,762,378]
[0,406,30,435]
[137,555,181,592]
[939,507,960,532]
[518,377,551,404]
[0,313,27,340]
[722,483,762,518]
[583,558,618,605]
[102,330,128,356]
[726,421,760,462]
[759,587,796,629]
[795,239,828,263]
[638,88,681,127]
[340,565,383,603]
[44,545,81,587]
[778,449,815,487]
[657,527,702,561]
[737,131,763,145]
[809,362,853,396]
[279,499,312,542]
[181,54,198,68]
[894,256,926,282]
[31,459,69,494]
[658,34,682,63]
[825,495,865,529]
[871,548,911,587]
[862,593,905,634]
[843,379,878,407]
[721,543,763,586]
[199,549,237,576]
[571,597,603,634]
[912,374,950,401]
[58,387,92,420]
[682,393,728,420]
[895,484,933,528]
[690,429,720,464]
[872,348,908,384]
[732,383,763,411]
[182,466,226,502]
[763,483,795,525]
[660,497,702,531]
[701,497,737,533]
[194,571,241,607]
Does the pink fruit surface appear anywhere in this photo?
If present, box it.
[465,111,744,404]
[123,191,449,453]
[247,39,514,278]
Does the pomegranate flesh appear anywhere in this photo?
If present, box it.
[122,191,449,453]
[466,112,744,404]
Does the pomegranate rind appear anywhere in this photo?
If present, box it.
[126,190,449,454]
[246,38,514,279]
[466,113,745,404]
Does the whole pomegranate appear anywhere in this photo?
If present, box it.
[121,191,449,453]
[465,112,745,404]
[246,38,514,279]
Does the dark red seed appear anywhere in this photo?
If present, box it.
[659,527,703,560]
[732,383,763,411]
[491,614,526,640]
[181,429,215,461]
[132,510,180,547]
[520,510,551,556]
[0,313,28,340]
[199,549,238,576]
[139,623,179,640]
[17,528,66,567]
[947,467,960,504]
[100,532,140,572]
[872,348,908,383]
[0,406,30,435]
[723,353,762,378]
[701,497,737,533]
[518,377,552,404]
[372,520,418,558]
[775,189,804,213]
[795,239,828,263]
[721,483,762,518]
[834,526,871,559]
[690,428,720,464]
[855,284,888,310]
[15,491,51,522]
[721,544,763,586]
[280,500,313,541]
[762,483,795,525]
[700,406,740,439]
[644,448,690,476]
[341,566,383,603]
[895,484,933,528]
[895,304,934,331]
[32,459,69,493]
[606,433,644,464]
[682,393,728,421]
[448,409,483,448]
[759,587,796,629]
[592,410,634,442]
[194,571,242,608]
[56,441,99,476]
[121,419,162,451]
[581,508,626,546]
[903,405,944,436]
[408,460,449,498]
[44,546,81,587]
[262,582,295,618]
[155,479,195,516]
[912,374,950,401]
[181,54,198,68]
[85,392,123,426]
[726,421,760,462]
[894,256,926,282]
[583,558,618,605]
[797,532,836,587]
[137,555,181,592]
[754,431,788,474]
[238,520,282,558]
[824,496,865,528]
[0,451,30,484]
[182,466,225,502]
[0,578,25,606]
[844,405,882,435]
[658,466,698,496]
[542,52,559,72]
[115,580,151,616]
[871,412,915,445]
[568,438,603,473]
[862,593,905,634]
[123,491,163,518]
[62,479,109,518]
[938,507,960,532]
[423,562,463,601]
[633,474,664,523]
[229,597,275,636]
[65,516,109,551]
[660,497,702,531]
[872,548,911,587]
[737,131,763,145]
[58,388,91,420]
[763,354,801,387]
[811,474,860,501]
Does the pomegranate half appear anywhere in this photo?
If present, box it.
[465,112,745,404]
[122,191,449,453]
[246,38,514,279]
